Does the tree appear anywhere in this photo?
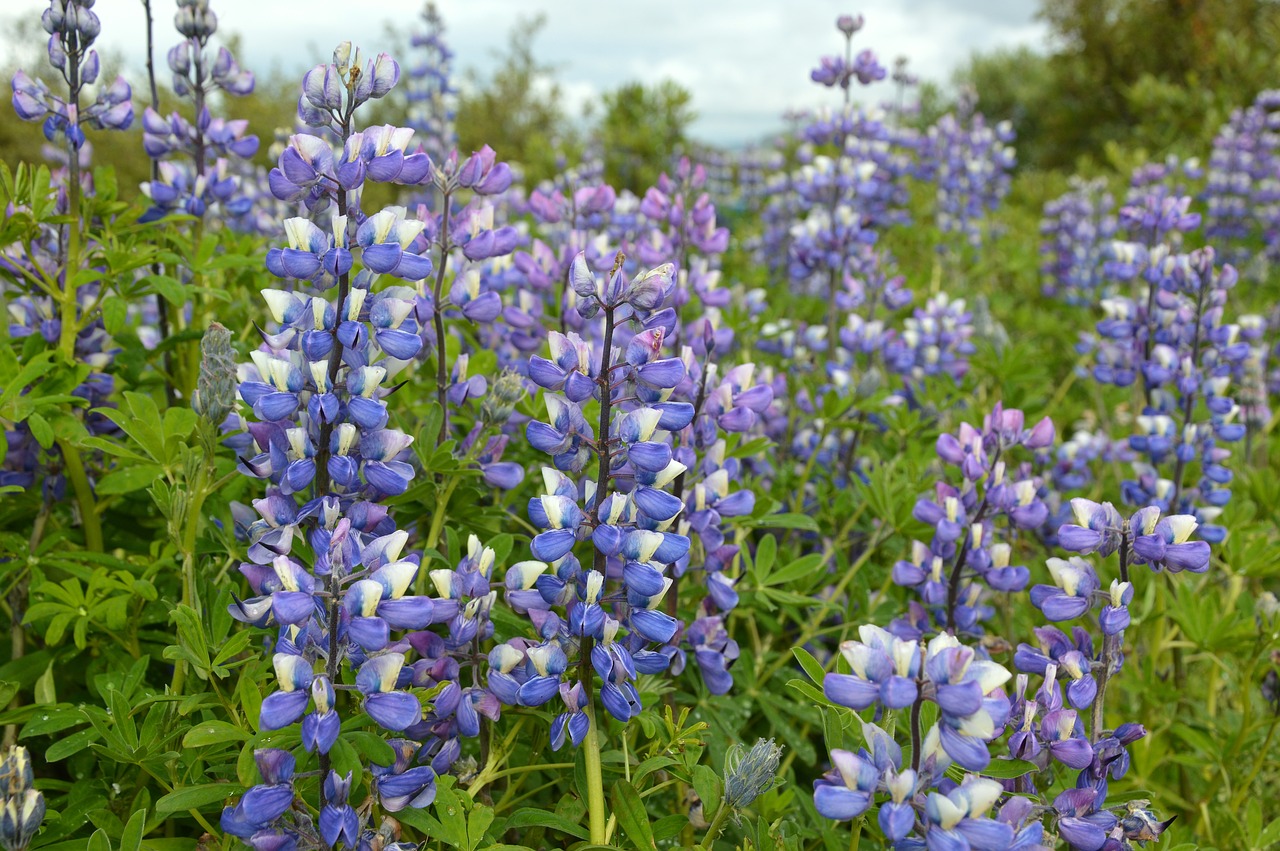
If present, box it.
[455,14,577,185]
[952,0,1280,170]
[597,80,694,194]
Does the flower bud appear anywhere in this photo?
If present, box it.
[192,322,237,427]
[723,738,783,809]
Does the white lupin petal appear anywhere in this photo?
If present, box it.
[367,209,396,243]
[926,632,960,658]
[961,778,1003,816]
[967,660,1012,693]
[428,568,454,598]
[377,652,405,690]
[350,579,384,616]
[261,289,298,324]
[886,768,915,803]
[931,793,966,831]
[286,427,308,459]
[705,469,730,497]
[653,460,687,489]
[633,408,663,442]
[508,560,548,590]
[890,640,916,677]
[541,495,566,528]
[379,560,417,597]
[493,643,524,673]
[273,556,299,592]
[646,576,673,608]
[336,423,359,455]
[396,218,426,249]
[283,217,314,250]
[839,641,871,679]
[1070,493,1100,527]
[346,286,367,321]
[604,493,627,525]
[585,570,604,604]
[990,543,1010,568]
[272,652,303,690]
[957,709,995,739]
[309,360,329,392]
[380,298,414,329]
[1166,514,1198,543]
[630,530,663,563]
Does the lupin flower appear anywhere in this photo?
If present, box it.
[140,0,258,224]
[1030,557,1100,621]
[0,748,44,851]
[221,46,468,849]
[824,625,920,710]
[218,749,296,840]
[11,2,134,150]
[813,749,879,820]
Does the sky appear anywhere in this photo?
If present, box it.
[4,1,1049,145]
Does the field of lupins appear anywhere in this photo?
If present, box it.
[1,1,1279,849]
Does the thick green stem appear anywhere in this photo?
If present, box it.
[58,439,102,551]
[58,109,83,364]
[698,799,730,850]
[848,817,863,851]
[582,703,607,844]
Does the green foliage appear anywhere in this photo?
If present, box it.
[599,80,696,194]
[952,0,1280,170]
[455,14,580,185]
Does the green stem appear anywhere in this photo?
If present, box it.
[582,703,607,844]
[698,799,730,850]
[848,817,863,851]
[58,46,83,364]
[58,439,102,551]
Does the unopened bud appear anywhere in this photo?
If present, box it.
[723,738,783,810]
[191,322,237,427]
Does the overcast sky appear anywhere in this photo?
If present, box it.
[5,1,1048,145]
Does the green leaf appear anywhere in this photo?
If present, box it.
[119,808,147,851]
[691,764,722,818]
[101,297,127,336]
[34,661,56,705]
[652,814,688,842]
[428,781,468,847]
[155,783,243,813]
[500,807,589,840]
[611,779,655,850]
[792,647,827,685]
[20,705,85,737]
[182,720,250,748]
[752,534,777,582]
[743,512,820,532]
[972,758,1039,779]
[96,464,164,496]
[764,554,824,587]
[86,829,112,851]
[45,726,98,761]
[631,755,676,785]
[26,413,54,449]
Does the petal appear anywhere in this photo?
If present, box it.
[364,691,422,731]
